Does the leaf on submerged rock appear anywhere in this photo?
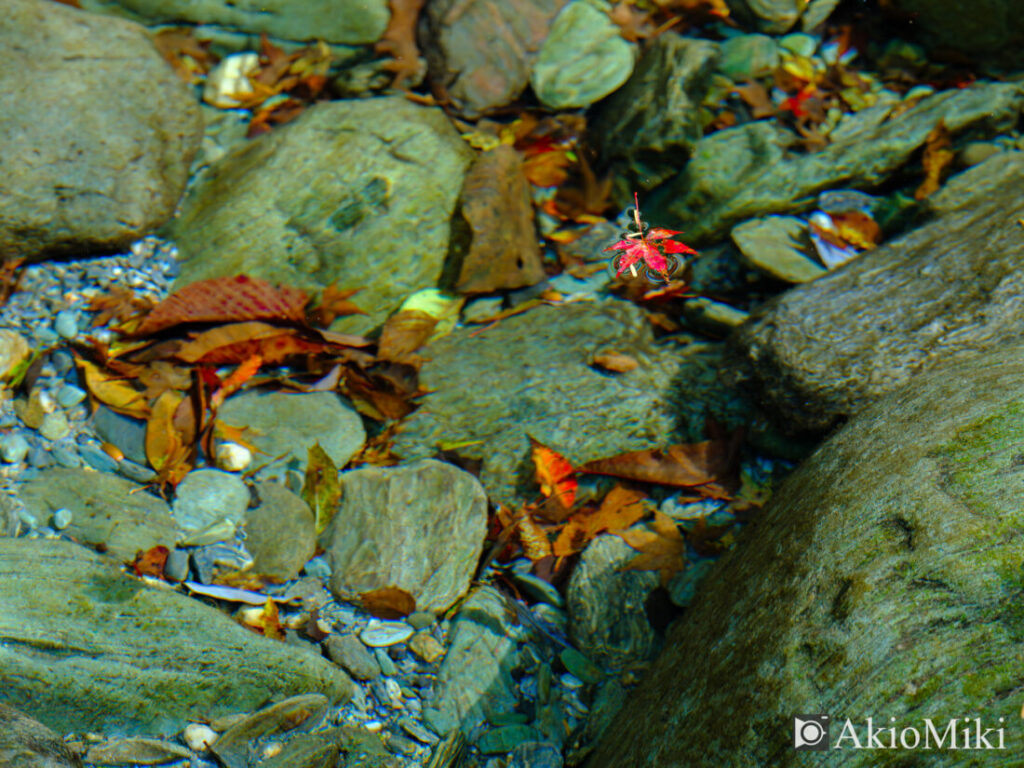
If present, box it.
[302,442,340,536]
[210,354,262,411]
[76,356,149,418]
[377,309,438,368]
[579,442,728,490]
[133,275,309,337]
[145,389,193,487]
[592,350,639,373]
[529,437,577,519]
[915,119,954,200]
[516,506,553,562]
[128,545,170,579]
[455,144,546,294]
[307,283,366,328]
[360,586,416,619]
[553,486,648,558]
[174,321,298,364]
[615,509,686,586]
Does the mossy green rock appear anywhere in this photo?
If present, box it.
[588,344,1024,767]
[171,98,473,334]
[0,539,353,734]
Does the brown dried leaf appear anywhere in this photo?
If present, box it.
[145,389,192,486]
[915,119,954,200]
[361,586,417,619]
[129,545,170,579]
[133,275,308,337]
[175,322,295,364]
[517,508,553,562]
[76,357,149,418]
[580,442,725,488]
[375,0,426,89]
[377,309,438,368]
[553,486,648,557]
[615,509,686,586]
[308,283,366,328]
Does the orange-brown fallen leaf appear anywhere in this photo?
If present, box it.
[75,356,149,417]
[308,283,366,327]
[210,354,262,410]
[530,437,577,520]
[592,350,639,373]
[616,509,686,586]
[128,545,170,579]
[256,597,286,640]
[375,0,426,89]
[152,28,214,85]
[579,441,730,491]
[553,486,648,558]
[516,506,554,562]
[361,586,417,619]
[915,119,953,200]
[145,389,193,488]
[377,309,438,368]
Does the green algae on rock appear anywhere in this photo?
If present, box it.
[0,539,353,734]
[587,344,1024,767]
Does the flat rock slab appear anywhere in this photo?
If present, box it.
[392,298,749,504]
[647,81,1024,244]
[589,343,1024,767]
[730,150,1024,432]
[77,0,389,45]
[218,389,366,476]
[0,0,201,261]
[0,539,353,734]
[321,459,487,614]
[0,703,81,768]
[245,482,316,581]
[171,98,474,334]
[17,468,181,561]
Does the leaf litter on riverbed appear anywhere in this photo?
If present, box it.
[73,274,425,491]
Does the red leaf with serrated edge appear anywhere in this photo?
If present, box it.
[133,275,309,336]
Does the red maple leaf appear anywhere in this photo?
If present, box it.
[604,193,695,281]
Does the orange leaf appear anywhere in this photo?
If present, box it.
[592,350,639,373]
[830,210,882,251]
[529,437,577,513]
[615,509,686,586]
[309,283,366,327]
[210,354,263,410]
[361,586,417,619]
[259,597,286,641]
[523,150,572,188]
[145,389,192,485]
[128,545,170,579]
[553,486,648,558]
[76,357,149,418]
[133,275,308,337]
[174,322,299,364]
[915,120,953,201]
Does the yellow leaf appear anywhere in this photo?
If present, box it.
[145,389,191,484]
[76,357,149,417]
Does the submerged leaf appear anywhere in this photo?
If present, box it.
[553,486,647,557]
[302,442,341,535]
[529,437,577,517]
[615,509,686,585]
[361,586,416,619]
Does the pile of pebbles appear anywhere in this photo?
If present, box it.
[0,240,595,767]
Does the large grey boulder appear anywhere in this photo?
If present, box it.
[883,0,1023,63]
[730,150,1024,433]
[0,539,354,734]
[171,98,474,334]
[588,343,1024,767]
[646,81,1024,244]
[392,298,750,504]
[0,704,81,768]
[76,0,389,45]
[0,0,201,261]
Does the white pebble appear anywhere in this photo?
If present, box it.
[52,508,72,530]
[203,53,259,108]
[183,723,218,751]
[0,433,30,464]
[215,441,252,472]
[54,310,79,339]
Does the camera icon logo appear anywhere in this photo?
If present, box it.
[793,715,830,750]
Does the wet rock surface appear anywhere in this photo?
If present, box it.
[0,704,82,768]
[0,539,354,734]
[589,343,1024,767]
[731,150,1024,432]
[170,98,474,333]
[0,0,202,261]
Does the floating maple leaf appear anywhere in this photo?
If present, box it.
[604,193,695,282]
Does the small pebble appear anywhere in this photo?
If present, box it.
[56,384,87,408]
[408,631,445,664]
[406,611,435,631]
[78,443,120,473]
[183,723,218,751]
[374,647,397,677]
[399,717,438,745]
[39,411,71,441]
[361,619,414,647]
[52,508,72,530]
[386,733,418,757]
[164,548,191,582]
[215,441,251,472]
[54,310,79,339]
[52,444,80,467]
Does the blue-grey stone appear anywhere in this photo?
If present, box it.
[51,445,81,468]
[79,443,120,474]
[172,469,250,532]
[56,385,87,408]
[27,446,52,469]
[51,349,75,376]
[92,406,147,464]
[0,433,30,464]
[117,459,156,483]
[52,508,73,530]
[54,310,79,339]
[164,548,191,582]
